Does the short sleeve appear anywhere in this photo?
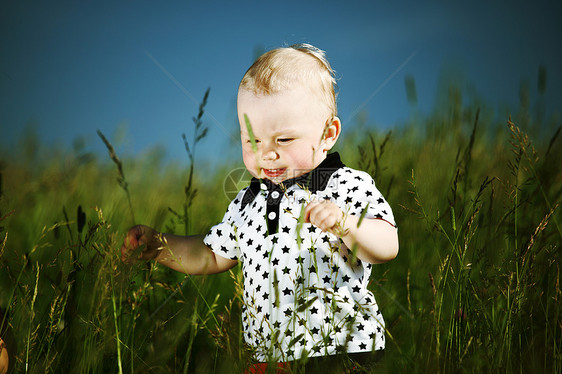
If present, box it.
[203,189,245,260]
[339,169,396,227]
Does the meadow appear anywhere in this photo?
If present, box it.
[1,79,561,373]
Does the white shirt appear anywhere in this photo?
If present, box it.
[204,153,396,362]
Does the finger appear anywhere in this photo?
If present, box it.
[121,226,142,262]
[315,212,338,232]
[309,203,343,232]
[307,205,330,231]
[303,201,320,223]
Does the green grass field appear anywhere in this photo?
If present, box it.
[1,81,561,373]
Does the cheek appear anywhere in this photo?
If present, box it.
[242,150,259,176]
[285,147,318,170]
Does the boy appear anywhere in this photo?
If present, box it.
[122,44,398,371]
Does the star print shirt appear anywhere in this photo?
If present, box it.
[203,153,396,362]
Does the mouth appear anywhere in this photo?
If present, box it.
[262,168,287,179]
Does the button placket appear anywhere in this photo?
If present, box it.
[266,186,283,235]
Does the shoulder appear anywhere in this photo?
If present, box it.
[219,185,253,220]
[332,167,375,186]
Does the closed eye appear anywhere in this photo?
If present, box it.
[277,138,294,144]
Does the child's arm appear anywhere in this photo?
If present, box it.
[304,201,398,264]
[121,225,238,275]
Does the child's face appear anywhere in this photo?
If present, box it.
[238,86,339,183]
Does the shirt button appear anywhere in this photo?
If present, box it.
[260,183,267,190]
[268,212,277,220]
[271,191,280,199]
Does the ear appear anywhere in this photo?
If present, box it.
[321,117,341,152]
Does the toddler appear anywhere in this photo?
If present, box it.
[122,43,399,371]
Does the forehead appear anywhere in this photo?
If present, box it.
[237,87,328,133]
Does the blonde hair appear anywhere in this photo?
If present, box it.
[239,43,338,117]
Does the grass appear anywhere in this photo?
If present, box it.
[0,78,561,373]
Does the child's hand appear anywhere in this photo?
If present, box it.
[304,200,345,235]
[121,225,162,263]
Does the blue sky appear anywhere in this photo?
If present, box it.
[1,0,561,166]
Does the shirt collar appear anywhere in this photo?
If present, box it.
[241,152,345,209]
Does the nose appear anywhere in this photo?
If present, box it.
[261,143,279,161]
